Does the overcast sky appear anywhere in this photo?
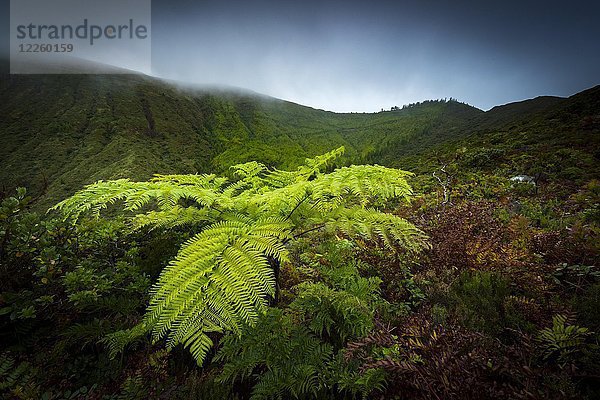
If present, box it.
[3,0,600,112]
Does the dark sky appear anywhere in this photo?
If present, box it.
[149,0,600,111]
[3,0,600,111]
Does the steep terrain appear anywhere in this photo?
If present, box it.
[392,85,600,186]
[1,73,598,208]
[0,73,481,206]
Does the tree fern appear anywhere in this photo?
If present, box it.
[52,147,429,364]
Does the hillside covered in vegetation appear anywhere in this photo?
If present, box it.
[0,73,482,207]
[0,74,599,399]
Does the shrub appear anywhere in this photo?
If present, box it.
[448,271,511,335]
[290,281,375,348]
[463,148,506,169]
[537,314,592,367]
[216,309,385,400]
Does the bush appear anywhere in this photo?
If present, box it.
[290,281,375,348]
[214,246,389,399]
[573,283,600,331]
[537,314,592,368]
[463,148,506,169]
[448,271,511,335]
[0,188,45,291]
[216,309,385,400]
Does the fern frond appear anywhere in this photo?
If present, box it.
[51,179,223,221]
[326,207,429,252]
[299,146,345,176]
[53,148,427,365]
[142,215,291,364]
[101,322,149,359]
[291,282,375,343]
[537,314,591,365]
[230,161,267,179]
[0,353,35,392]
[131,206,215,231]
[151,173,227,189]
[311,165,413,210]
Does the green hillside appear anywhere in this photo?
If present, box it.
[1,73,600,399]
[392,85,600,183]
[3,73,598,210]
[0,73,482,207]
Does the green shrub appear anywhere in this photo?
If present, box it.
[431,304,449,326]
[573,283,600,331]
[537,314,592,367]
[216,309,384,400]
[290,282,375,347]
[463,147,506,169]
[215,255,388,399]
[0,188,44,291]
[448,271,511,335]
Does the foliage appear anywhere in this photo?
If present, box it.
[216,309,334,399]
[537,314,593,367]
[0,352,38,398]
[290,282,374,347]
[63,260,150,311]
[343,314,585,399]
[289,263,383,348]
[0,188,157,398]
[0,188,43,291]
[344,318,494,399]
[211,241,390,400]
[1,76,600,399]
[216,308,386,400]
[448,271,511,335]
[52,148,428,365]
[463,147,507,169]
[552,263,600,289]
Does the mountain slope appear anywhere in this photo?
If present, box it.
[1,73,599,208]
[0,73,482,207]
[393,85,600,187]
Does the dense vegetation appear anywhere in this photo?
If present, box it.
[51,147,428,366]
[0,74,481,209]
[0,75,599,399]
